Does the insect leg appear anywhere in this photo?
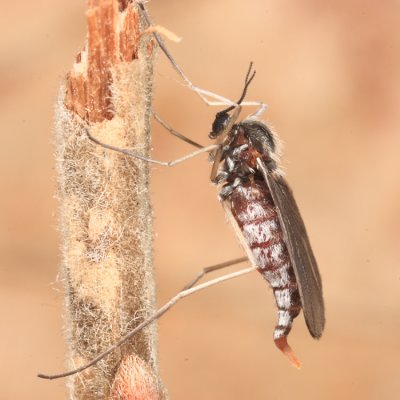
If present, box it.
[152,111,204,149]
[37,264,257,380]
[85,128,219,167]
[182,256,248,290]
[247,102,268,118]
[138,2,258,110]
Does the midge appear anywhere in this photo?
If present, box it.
[208,67,325,367]
[38,3,324,380]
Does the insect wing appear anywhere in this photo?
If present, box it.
[257,159,325,338]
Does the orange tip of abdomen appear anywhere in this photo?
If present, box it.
[274,336,302,369]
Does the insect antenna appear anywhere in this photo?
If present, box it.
[210,63,256,139]
[219,62,256,114]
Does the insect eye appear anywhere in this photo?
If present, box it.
[209,112,230,139]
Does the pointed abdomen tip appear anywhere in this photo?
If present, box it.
[274,336,302,369]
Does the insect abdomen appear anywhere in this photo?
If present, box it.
[226,179,302,364]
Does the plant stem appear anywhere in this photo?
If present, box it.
[54,1,164,398]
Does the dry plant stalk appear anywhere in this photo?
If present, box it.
[54,1,164,398]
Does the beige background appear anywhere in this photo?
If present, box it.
[1,0,399,399]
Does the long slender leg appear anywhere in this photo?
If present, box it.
[85,128,219,167]
[182,256,248,290]
[152,111,204,149]
[153,100,265,151]
[247,102,268,119]
[138,3,262,111]
[37,263,256,380]
[138,3,230,106]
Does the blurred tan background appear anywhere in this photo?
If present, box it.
[1,0,400,399]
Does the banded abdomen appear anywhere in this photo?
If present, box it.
[222,178,302,365]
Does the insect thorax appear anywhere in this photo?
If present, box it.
[216,119,280,200]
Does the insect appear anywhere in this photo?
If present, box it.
[38,3,324,380]
[207,65,325,367]
[146,17,326,361]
